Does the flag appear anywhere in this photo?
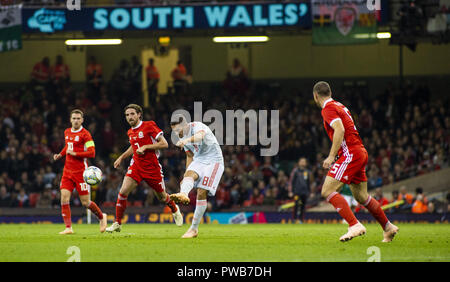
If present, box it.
[0,4,22,52]
[312,0,378,45]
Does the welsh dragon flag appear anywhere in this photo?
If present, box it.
[312,0,378,45]
[0,4,22,52]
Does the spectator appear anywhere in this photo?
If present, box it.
[129,55,142,102]
[15,189,29,208]
[374,188,390,207]
[248,188,264,206]
[31,57,50,87]
[0,186,11,207]
[223,58,249,97]
[412,187,428,213]
[146,58,160,105]
[399,186,414,206]
[36,187,52,208]
[86,56,103,99]
[43,165,56,185]
[260,156,277,183]
[50,55,70,89]
[171,60,188,95]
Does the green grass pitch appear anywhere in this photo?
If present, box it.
[0,223,448,262]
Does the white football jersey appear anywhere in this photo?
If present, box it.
[183,122,224,165]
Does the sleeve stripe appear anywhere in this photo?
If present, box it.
[154,131,163,140]
[330,118,342,126]
[85,140,95,148]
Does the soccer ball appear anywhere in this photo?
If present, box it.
[83,166,103,186]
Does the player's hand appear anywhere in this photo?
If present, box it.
[114,157,122,169]
[53,154,62,161]
[136,146,147,155]
[67,149,76,156]
[323,155,335,169]
[288,191,293,198]
[175,138,188,148]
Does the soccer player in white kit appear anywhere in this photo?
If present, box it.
[170,115,224,238]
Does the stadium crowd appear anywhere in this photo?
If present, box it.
[0,56,448,215]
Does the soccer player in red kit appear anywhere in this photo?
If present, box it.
[106,104,182,232]
[313,82,399,242]
[53,109,107,234]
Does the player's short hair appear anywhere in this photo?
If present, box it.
[313,81,332,97]
[170,113,187,126]
[124,104,143,119]
[70,109,84,118]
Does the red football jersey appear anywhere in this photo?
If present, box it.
[321,98,365,156]
[63,126,94,173]
[127,120,163,168]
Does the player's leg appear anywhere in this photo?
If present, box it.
[322,176,366,241]
[79,193,107,232]
[322,176,358,226]
[349,182,399,242]
[106,176,138,232]
[182,188,208,239]
[151,178,183,227]
[75,172,107,233]
[59,187,74,234]
[181,162,223,238]
[170,170,199,205]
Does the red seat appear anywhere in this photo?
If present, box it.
[102,201,115,208]
[133,201,143,207]
[29,193,41,207]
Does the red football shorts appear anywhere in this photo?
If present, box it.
[327,147,368,184]
[60,170,90,196]
[126,161,165,193]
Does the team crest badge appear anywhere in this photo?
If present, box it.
[75,136,79,142]
[138,131,144,138]
[334,7,356,36]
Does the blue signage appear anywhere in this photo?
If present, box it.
[27,8,66,32]
[22,2,312,33]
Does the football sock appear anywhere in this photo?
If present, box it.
[61,203,72,228]
[180,177,194,195]
[327,192,358,227]
[164,194,178,213]
[191,199,207,231]
[363,196,389,230]
[116,193,127,225]
[88,201,103,220]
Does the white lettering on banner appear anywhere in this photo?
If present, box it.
[93,4,308,30]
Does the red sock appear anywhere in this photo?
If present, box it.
[88,201,103,220]
[364,196,389,230]
[116,193,127,224]
[327,192,358,227]
[61,203,72,228]
[164,194,178,213]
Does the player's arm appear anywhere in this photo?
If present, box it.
[185,150,194,169]
[136,135,169,155]
[114,146,133,168]
[67,140,95,159]
[53,144,67,161]
[323,119,345,169]
[175,130,206,148]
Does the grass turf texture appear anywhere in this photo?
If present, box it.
[0,223,448,262]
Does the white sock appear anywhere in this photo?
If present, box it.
[191,199,207,231]
[180,177,194,195]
